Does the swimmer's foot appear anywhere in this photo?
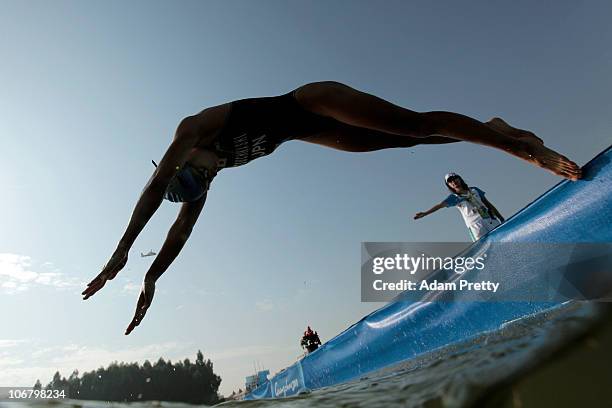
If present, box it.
[486,117,543,144]
[513,138,581,180]
[487,118,581,180]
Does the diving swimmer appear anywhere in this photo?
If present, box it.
[81,81,582,334]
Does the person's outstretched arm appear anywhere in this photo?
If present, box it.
[482,197,504,222]
[82,115,204,301]
[414,201,446,220]
[125,195,207,335]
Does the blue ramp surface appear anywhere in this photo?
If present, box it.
[245,145,612,400]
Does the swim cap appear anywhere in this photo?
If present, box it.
[150,160,210,203]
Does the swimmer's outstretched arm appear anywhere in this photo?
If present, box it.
[125,195,207,335]
[413,202,446,220]
[82,116,204,301]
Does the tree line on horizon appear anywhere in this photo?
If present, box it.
[35,350,222,405]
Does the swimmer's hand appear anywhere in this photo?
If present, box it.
[125,278,156,335]
[82,247,128,300]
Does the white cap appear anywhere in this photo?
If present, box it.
[445,172,460,183]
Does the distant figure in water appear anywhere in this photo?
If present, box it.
[414,173,505,241]
[81,81,581,334]
[301,326,322,353]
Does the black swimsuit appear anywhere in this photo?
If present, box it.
[165,91,339,202]
[213,91,339,169]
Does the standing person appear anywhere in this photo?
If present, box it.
[81,81,580,334]
[414,173,504,241]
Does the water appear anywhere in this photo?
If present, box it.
[3,302,610,408]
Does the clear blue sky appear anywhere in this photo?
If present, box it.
[0,0,610,396]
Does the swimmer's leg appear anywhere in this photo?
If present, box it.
[298,122,459,152]
[294,81,581,180]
